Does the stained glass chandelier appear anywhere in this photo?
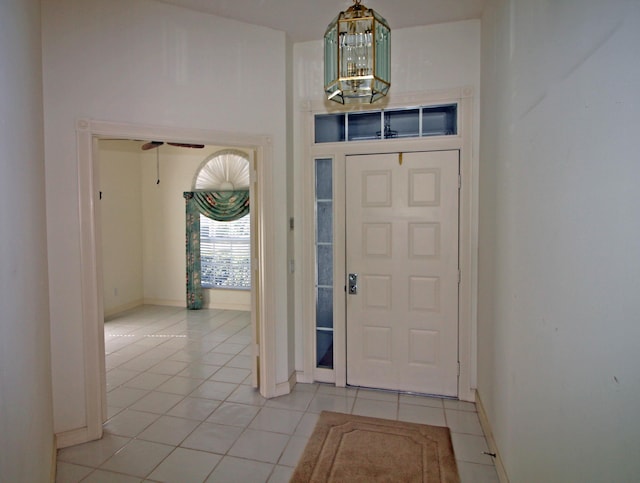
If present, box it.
[324,0,391,104]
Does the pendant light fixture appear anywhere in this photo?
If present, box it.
[324,0,391,104]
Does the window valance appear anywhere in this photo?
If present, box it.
[183,190,250,310]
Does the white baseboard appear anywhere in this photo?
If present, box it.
[137,298,251,312]
[205,301,251,311]
[143,298,184,308]
[274,372,297,397]
[288,371,297,390]
[50,433,58,482]
[55,426,94,449]
[295,370,314,384]
[475,390,510,483]
[104,299,144,319]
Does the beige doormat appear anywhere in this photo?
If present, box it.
[290,411,459,483]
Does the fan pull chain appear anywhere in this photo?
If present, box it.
[156,148,160,185]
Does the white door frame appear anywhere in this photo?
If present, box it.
[300,87,477,401]
[74,119,278,444]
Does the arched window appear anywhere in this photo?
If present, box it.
[193,150,251,290]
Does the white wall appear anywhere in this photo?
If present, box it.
[292,20,481,373]
[99,140,144,315]
[478,1,640,481]
[141,144,213,305]
[0,0,55,480]
[42,0,290,435]
[293,20,480,102]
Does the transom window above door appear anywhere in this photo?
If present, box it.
[314,103,457,143]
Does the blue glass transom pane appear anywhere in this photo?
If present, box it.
[315,103,457,144]
[385,109,420,138]
[422,104,457,136]
[348,111,382,141]
[315,114,345,143]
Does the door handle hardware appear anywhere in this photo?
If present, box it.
[348,273,358,295]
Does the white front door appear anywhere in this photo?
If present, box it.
[346,150,459,396]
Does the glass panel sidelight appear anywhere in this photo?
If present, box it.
[315,158,334,369]
[316,330,334,368]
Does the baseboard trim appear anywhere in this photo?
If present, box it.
[104,299,144,319]
[475,390,509,483]
[288,371,297,390]
[295,370,314,384]
[112,298,251,312]
[55,426,93,449]
[274,372,297,397]
[50,433,58,482]
[274,382,290,396]
[143,298,184,308]
[204,301,251,311]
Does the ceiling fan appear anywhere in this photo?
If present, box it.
[139,140,205,185]
[141,141,205,150]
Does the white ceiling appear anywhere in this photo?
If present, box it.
[156,0,486,42]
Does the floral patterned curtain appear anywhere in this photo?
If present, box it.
[183,190,250,310]
[184,193,204,310]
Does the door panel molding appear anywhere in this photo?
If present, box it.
[346,151,460,396]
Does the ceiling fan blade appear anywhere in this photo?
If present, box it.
[141,141,164,150]
[167,142,205,149]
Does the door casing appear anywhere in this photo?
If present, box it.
[66,119,279,449]
[299,87,477,401]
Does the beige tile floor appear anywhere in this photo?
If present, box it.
[56,305,499,482]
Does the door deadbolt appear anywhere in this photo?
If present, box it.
[348,273,358,295]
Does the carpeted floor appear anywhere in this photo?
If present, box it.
[291,411,460,482]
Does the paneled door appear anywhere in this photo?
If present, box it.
[346,150,459,396]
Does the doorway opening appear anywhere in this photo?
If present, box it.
[98,141,254,316]
[75,119,278,444]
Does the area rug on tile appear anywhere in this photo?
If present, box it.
[290,411,459,483]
